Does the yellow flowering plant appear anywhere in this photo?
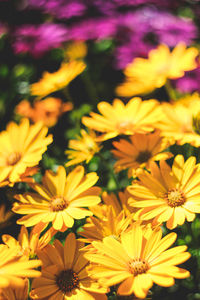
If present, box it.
[1,10,200,299]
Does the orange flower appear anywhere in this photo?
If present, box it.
[30,233,108,299]
[85,223,190,299]
[82,98,161,141]
[13,166,101,231]
[0,118,52,186]
[112,131,173,177]
[16,98,73,127]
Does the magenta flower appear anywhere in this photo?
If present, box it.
[12,23,68,57]
[28,0,86,19]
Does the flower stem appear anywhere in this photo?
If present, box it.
[165,79,177,101]
[81,71,98,105]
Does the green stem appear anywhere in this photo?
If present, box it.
[165,79,177,101]
[97,152,119,189]
[81,71,98,105]
[62,86,74,103]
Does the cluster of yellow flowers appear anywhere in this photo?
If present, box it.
[1,42,200,300]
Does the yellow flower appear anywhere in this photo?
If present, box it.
[85,223,190,299]
[91,189,134,219]
[31,60,86,98]
[112,131,173,177]
[13,166,101,231]
[157,94,200,147]
[2,225,56,260]
[79,206,132,246]
[65,129,102,167]
[0,167,39,188]
[0,118,52,186]
[65,41,87,61]
[82,98,161,141]
[0,278,28,300]
[30,233,108,299]
[116,43,198,97]
[128,155,200,229]
[0,244,41,288]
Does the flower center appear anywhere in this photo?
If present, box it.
[136,150,152,164]
[129,259,149,276]
[7,152,21,166]
[56,269,79,293]
[192,113,200,135]
[165,188,186,207]
[50,197,68,212]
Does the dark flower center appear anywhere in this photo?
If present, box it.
[50,197,68,212]
[136,150,152,164]
[165,188,186,207]
[129,259,149,276]
[56,269,79,293]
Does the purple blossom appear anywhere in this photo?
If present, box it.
[67,17,118,41]
[113,8,197,68]
[12,23,68,57]
[175,68,200,93]
[27,0,182,18]
[28,0,86,19]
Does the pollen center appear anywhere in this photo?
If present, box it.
[165,188,186,207]
[56,269,79,293]
[50,197,68,212]
[7,152,21,166]
[136,150,152,164]
[129,259,149,276]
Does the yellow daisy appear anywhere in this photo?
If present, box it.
[157,94,200,147]
[2,225,56,260]
[0,118,52,186]
[116,43,198,97]
[85,223,190,299]
[31,60,86,98]
[30,232,108,299]
[0,166,39,188]
[90,189,134,220]
[112,131,173,177]
[0,244,41,288]
[82,98,161,141]
[0,278,28,300]
[65,41,87,61]
[79,206,132,246]
[128,155,200,229]
[65,129,102,167]
[13,166,101,231]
